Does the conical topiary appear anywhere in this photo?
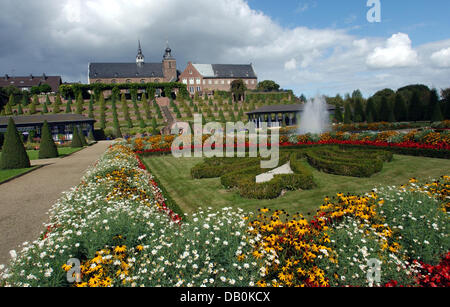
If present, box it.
[71,126,83,148]
[78,127,88,146]
[39,120,59,159]
[0,118,31,169]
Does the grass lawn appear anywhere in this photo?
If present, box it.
[26,147,83,160]
[0,147,84,161]
[144,154,450,217]
[0,167,39,184]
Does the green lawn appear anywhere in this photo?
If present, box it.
[144,154,450,217]
[0,147,84,161]
[26,147,83,160]
[0,167,38,184]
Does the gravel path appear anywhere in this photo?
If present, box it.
[0,141,112,265]
[256,162,294,183]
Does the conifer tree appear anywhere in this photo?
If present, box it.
[379,96,391,122]
[46,95,51,106]
[394,94,408,122]
[65,97,72,113]
[408,91,422,122]
[42,100,49,114]
[76,93,84,114]
[99,93,107,129]
[18,104,24,115]
[334,105,343,123]
[142,93,152,121]
[5,98,13,116]
[430,89,443,122]
[365,98,377,123]
[78,127,88,146]
[0,118,30,169]
[344,103,352,124]
[71,126,83,148]
[39,120,59,159]
[88,96,95,119]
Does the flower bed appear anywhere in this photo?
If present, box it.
[0,141,448,287]
[131,129,450,159]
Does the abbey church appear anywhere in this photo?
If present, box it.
[88,41,178,85]
[87,41,258,95]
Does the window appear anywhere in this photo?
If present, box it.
[227,80,231,85]
[208,80,212,85]
[189,78,195,85]
[96,80,102,83]
[221,80,225,85]
[203,80,206,85]
[189,86,195,94]
[197,86,201,92]
[214,80,219,85]
[111,79,117,84]
[196,78,201,85]
[182,79,188,84]
[189,70,193,75]
[126,79,132,83]
[140,79,146,84]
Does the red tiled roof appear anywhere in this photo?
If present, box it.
[0,75,62,93]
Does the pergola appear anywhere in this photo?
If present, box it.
[0,114,95,141]
[246,104,337,128]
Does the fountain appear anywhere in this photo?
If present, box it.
[298,95,330,135]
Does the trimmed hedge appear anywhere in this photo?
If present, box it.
[193,152,316,199]
[305,147,392,178]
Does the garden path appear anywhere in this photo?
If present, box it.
[0,141,113,266]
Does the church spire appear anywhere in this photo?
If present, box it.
[136,40,145,65]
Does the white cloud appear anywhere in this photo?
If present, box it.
[0,0,448,97]
[366,33,419,68]
[430,47,450,68]
[284,58,297,71]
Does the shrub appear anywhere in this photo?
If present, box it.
[0,118,31,169]
[71,126,83,148]
[305,147,391,178]
[39,121,59,159]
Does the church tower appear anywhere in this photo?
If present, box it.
[162,42,177,82]
[136,40,145,66]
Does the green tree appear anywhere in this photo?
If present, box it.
[0,118,31,169]
[152,118,159,135]
[39,121,59,159]
[88,96,95,119]
[231,79,247,102]
[353,98,365,123]
[5,96,13,115]
[18,104,24,115]
[65,97,72,113]
[142,93,152,121]
[379,96,391,122]
[257,80,280,92]
[75,93,84,114]
[408,91,422,122]
[344,103,352,124]
[334,104,343,123]
[429,89,443,122]
[393,94,408,122]
[78,127,88,146]
[71,126,83,148]
[42,100,49,114]
[441,88,450,119]
[99,93,107,129]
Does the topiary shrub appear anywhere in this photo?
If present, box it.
[78,127,88,147]
[39,121,59,159]
[71,126,83,148]
[0,118,31,169]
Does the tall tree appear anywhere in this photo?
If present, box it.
[365,98,377,123]
[75,93,84,114]
[379,96,391,122]
[429,89,443,122]
[394,93,408,122]
[408,91,422,122]
[99,93,107,129]
[442,88,450,119]
[344,102,352,124]
[231,79,247,102]
[353,97,365,123]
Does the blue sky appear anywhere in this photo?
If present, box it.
[248,0,450,46]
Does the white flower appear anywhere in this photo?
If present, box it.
[9,250,17,260]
